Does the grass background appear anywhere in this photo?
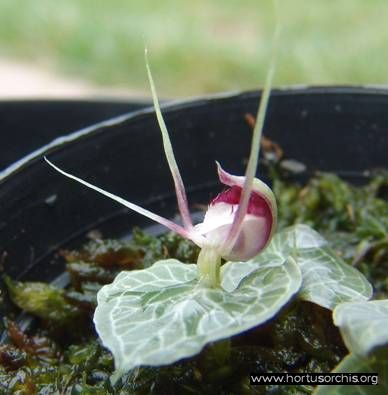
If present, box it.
[0,0,387,97]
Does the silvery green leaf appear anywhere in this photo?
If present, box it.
[254,224,328,266]
[314,348,388,395]
[266,223,327,252]
[107,259,198,292]
[94,258,301,381]
[315,301,388,394]
[221,224,324,292]
[291,225,372,309]
[334,300,388,356]
[296,245,372,309]
[225,224,371,308]
[220,260,282,293]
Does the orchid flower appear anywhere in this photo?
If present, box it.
[45,50,277,288]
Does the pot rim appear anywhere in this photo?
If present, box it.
[2,85,388,184]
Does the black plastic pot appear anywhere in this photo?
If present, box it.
[0,99,150,171]
[0,87,387,289]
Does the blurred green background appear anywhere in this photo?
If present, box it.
[0,0,387,97]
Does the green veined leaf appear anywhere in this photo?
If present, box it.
[221,224,325,292]
[94,258,301,382]
[248,224,372,309]
[334,300,388,356]
[296,245,372,309]
[314,348,388,395]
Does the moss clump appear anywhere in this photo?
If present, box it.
[1,168,387,394]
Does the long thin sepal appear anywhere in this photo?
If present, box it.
[145,49,193,231]
[221,1,280,255]
[44,158,193,241]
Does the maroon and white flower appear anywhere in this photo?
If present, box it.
[46,49,277,286]
[195,163,276,261]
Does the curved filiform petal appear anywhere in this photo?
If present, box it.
[219,10,280,259]
[145,49,193,231]
[45,158,205,246]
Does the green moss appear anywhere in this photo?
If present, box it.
[4,277,80,325]
[1,168,387,393]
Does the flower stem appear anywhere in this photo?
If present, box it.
[197,247,222,288]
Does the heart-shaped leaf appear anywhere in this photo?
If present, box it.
[314,348,388,395]
[296,246,372,309]
[248,224,372,309]
[334,300,388,356]
[94,258,301,381]
[315,301,388,394]
[221,224,326,292]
